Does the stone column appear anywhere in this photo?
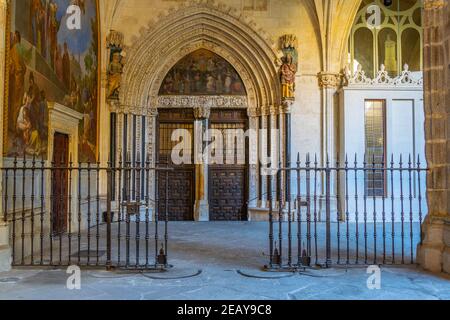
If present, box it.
[259,106,270,208]
[318,72,340,163]
[193,106,210,221]
[0,0,11,272]
[318,72,340,220]
[280,100,293,208]
[248,107,259,208]
[146,108,158,218]
[417,0,450,274]
[269,105,279,207]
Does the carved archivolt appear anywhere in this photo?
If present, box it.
[120,0,282,116]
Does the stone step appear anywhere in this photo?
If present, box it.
[0,246,11,272]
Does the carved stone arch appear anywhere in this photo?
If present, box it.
[120,1,282,114]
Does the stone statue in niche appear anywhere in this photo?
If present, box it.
[279,34,298,100]
[106,30,125,100]
[107,51,124,100]
[280,54,297,99]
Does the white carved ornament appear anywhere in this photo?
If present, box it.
[344,64,423,87]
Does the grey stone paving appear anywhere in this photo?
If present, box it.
[0,222,449,300]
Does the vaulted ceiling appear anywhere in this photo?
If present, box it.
[100,0,363,73]
[305,0,362,72]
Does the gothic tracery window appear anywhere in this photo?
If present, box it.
[349,0,423,77]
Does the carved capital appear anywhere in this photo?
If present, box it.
[424,0,446,10]
[279,99,294,114]
[146,108,159,117]
[247,107,259,118]
[269,105,279,115]
[318,72,341,89]
[194,106,211,120]
[107,99,121,113]
[260,105,271,117]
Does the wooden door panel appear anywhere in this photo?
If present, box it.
[52,133,69,234]
[157,110,195,221]
[158,169,194,221]
[208,109,248,221]
[209,168,246,221]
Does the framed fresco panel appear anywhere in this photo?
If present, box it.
[159,49,247,96]
[3,0,99,162]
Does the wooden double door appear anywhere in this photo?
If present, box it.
[157,109,248,221]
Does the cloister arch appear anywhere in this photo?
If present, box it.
[120,1,282,115]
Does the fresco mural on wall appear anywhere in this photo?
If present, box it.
[5,0,99,162]
[159,49,246,96]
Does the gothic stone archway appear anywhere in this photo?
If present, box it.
[114,1,283,220]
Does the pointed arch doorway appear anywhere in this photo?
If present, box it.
[156,49,249,221]
[115,2,283,223]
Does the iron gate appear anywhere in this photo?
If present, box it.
[1,154,172,270]
[264,154,428,270]
[1,153,429,271]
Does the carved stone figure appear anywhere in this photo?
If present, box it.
[279,34,298,100]
[107,52,123,99]
[280,54,297,99]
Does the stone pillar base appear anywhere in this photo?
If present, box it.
[0,222,11,272]
[417,216,450,274]
[194,201,209,222]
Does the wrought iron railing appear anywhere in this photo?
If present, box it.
[264,153,428,270]
[1,155,172,270]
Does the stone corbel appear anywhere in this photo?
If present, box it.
[107,30,125,49]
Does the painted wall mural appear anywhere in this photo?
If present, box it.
[5,0,99,162]
[159,49,246,96]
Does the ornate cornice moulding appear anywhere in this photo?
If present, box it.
[156,96,248,110]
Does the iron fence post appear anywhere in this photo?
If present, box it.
[325,160,332,268]
[106,158,112,269]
